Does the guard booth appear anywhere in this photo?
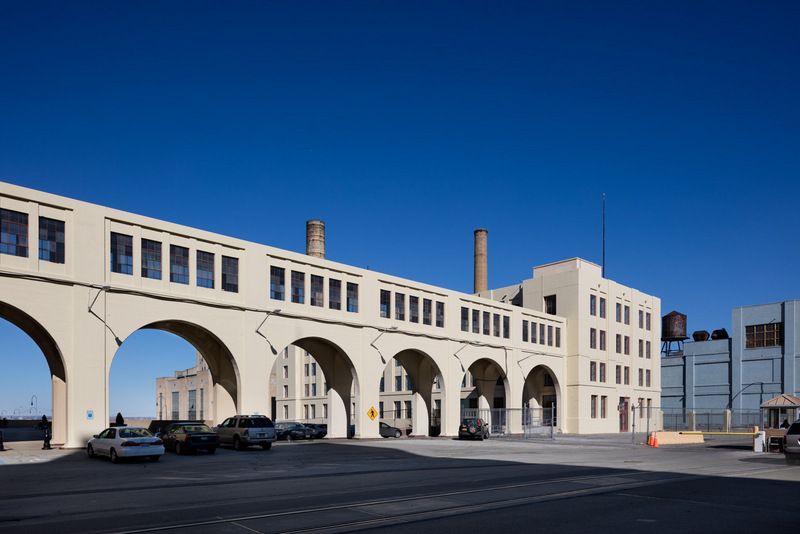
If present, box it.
[760,394,800,452]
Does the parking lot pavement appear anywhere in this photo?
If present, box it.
[0,436,798,533]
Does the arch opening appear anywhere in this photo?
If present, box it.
[379,349,444,437]
[522,365,561,432]
[0,301,67,444]
[270,337,359,439]
[463,358,508,434]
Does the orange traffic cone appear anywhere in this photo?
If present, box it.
[647,432,653,447]
[652,432,659,448]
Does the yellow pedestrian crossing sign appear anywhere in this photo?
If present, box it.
[367,406,378,421]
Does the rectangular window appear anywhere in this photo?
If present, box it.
[540,323,546,345]
[409,296,419,323]
[600,297,606,318]
[531,322,537,343]
[624,336,630,355]
[601,396,607,418]
[600,362,606,383]
[405,400,412,419]
[380,289,391,318]
[329,279,341,310]
[310,275,324,307]
[196,250,215,288]
[590,328,597,349]
[615,334,622,354]
[379,401,384,418]
[270,266,285,300]
[282,365,288,379]
[283,405,289,419]
[436,301,445,327]
[394,401,401,418]
[311,383,317,396]
[304,384,310,397]
[304,363,309,377]
[405,375,412,391]
[590,294,597,316]
[422,299,432,325]
[395,375,402,392]
[624,305,630,325]
[379,376,384,392]
[616,302,622,323]
[222,256,239,292]
[291,271,305,304]
[745,323,784,348]
[0,209,28,257]
[199,388,204,420]
[590,361,597,381]
[141,238,161,279]
[395,293,405,320]
[646,341,651,359]
[599,330,606,351]
[615,365,621,384]
[461,307,469,332]
[110,232,133,274]
[483,311,491,335]
[639,310,644,329]
[555,327,561,348]
[591,395,597,418]
[624,366,630,385]
[493,314,500,337]
[638,368,644,387]
[346,283,359,312]
[472,309,480,334]
[638,339,643,358]
[171,391,180,420]
[646,312,651,331]
[544,295,557,315]
[547,325,553,346]
[323,404,328,419]
[310,404,316,419]
[304,405,309,419]
[503,316,510,339]
[188,390,197,420]
[169,244,189,284]
[38,217,65,263]
[522,320,529,342]
[646,369,651,387]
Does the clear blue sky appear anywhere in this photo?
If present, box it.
[1,1,798,416]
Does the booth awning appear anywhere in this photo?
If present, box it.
[760,394,800,409]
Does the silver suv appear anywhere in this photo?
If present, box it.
[215,415,277,450]
[784,421,800,465]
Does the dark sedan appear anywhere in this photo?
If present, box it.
[305,423,327,439]
[458,418,489,440]
[274,422,314,441]
[379,422,403,438]
[161,422,219,454]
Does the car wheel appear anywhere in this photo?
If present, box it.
[394,430,401,439]
[176,442,184,455]
[234,436,244,451]
[87,444,95,458]
[261,442,272,450]
[208,447,216,454]
[150,455,160,462]
[110,448,119,463]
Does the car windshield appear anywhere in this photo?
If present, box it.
[244,418,273,428]
[461,418,480,425]
[178,425,211,433]
[119,428,153,438]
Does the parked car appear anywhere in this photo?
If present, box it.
[161,422,219,455]
[215,415,277,450]
[458,418,490,440]
[305,423,328,439]
[148,419,203,439]
[87,426,164,463]
[379,422,402,438]
[784,421,800,465]
[275,422,315,441]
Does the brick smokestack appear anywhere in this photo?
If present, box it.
[306,220,325,259]
[474,228,488,294]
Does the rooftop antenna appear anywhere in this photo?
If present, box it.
[602,193,606,278]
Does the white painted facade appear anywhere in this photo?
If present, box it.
[0,181,575,447]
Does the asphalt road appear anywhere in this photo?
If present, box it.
[0,435,798,534]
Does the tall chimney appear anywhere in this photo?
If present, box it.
[306,220,325,259]
[474,228,488,294]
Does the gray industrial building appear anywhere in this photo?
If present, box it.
[661,300,800,427]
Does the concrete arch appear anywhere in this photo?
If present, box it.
[522,364,562,430]
[112,319,241,423]
[384,348,445,437]
[276,336,361,439]
[0,301,68,444]
[464,357,510,433]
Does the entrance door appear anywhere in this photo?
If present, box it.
[619,397,629,432]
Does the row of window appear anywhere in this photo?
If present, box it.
[460,307,511,339]
[590,396,655,419]
[589,294,652,330]
[380,290,445,327]
[270,266,359,312]
[521,319,562,348]
[165,389,204,421]
[588,362,651,387]
[0,209,66,263]
[589,329,651,357]
[110,232,240,292]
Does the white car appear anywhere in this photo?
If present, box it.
[87,426,164,463]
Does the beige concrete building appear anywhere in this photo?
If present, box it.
[0,180,659,447]
[155,353,212,421]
